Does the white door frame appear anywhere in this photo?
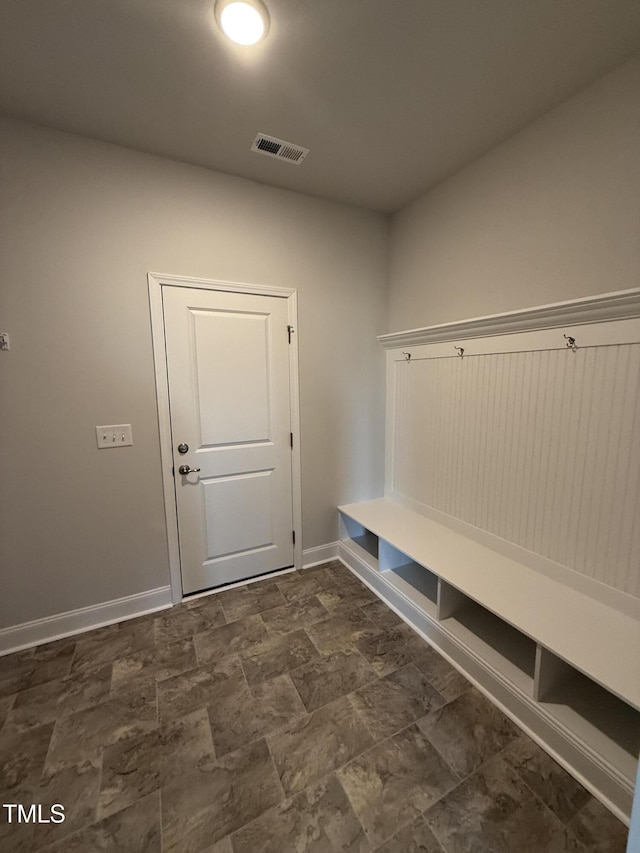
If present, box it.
[148,272,303,604]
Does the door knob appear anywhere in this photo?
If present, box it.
[178,465,201,475]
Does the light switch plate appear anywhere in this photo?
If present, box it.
[96,424,133,448]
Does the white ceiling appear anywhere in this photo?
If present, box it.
[1,0,639,212]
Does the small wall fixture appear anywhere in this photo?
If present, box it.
[215,0,270,45]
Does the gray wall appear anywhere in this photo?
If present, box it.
[0,117,388,628]
[2,54,638,632]
[388,56,640,331]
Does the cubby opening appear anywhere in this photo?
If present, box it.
[539,665,640,784]
[339,514,379,569]
[438,584,537,694]
[379,540,438,617]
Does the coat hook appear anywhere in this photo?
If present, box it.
[402,351,411,362]
[454,346,464,358]
[564,334,577,352]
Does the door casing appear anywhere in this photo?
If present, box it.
[148,272,303,604]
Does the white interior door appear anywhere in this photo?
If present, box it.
[162,285,295,594]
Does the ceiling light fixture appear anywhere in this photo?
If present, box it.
[215,0,270,46]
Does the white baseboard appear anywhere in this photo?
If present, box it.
[0,586,173,656]
[1,546,339,656]
[302,541,338,568]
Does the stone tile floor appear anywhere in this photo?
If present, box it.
[0,561,629,852]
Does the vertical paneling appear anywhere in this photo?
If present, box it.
[391,343,640,598]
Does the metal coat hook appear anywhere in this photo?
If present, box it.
[454,346,465,358]
[564,334,577,352]
[402,351,411,362]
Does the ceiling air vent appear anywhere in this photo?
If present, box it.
[251,133,309,165]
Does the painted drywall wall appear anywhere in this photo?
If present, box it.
[0,117,388,628]
[388,55,640,331]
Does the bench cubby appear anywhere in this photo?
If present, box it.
[437,582,537,695]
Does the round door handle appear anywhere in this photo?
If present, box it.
[178,465,201,475]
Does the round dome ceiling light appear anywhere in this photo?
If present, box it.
[215,0,270,46]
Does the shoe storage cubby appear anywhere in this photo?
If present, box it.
[437,580,537,695]
[379,540,438,619]
[339,514,379,569]
[535,647,640,783]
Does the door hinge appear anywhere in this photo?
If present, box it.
[287,324,295,344]
[290,432,293,449]
[172,466,175,477]
[292,530,296,545]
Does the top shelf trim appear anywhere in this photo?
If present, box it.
[378,288,640,349]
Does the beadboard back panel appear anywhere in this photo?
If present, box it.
[385,310,640,599]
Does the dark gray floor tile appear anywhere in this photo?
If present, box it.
[218,582,287,623]
[0,693,16,727]
[317,582,377,611]
[231,773,371,852]
[71,621,154,675]
[202,839,233,853]
[0,654,36,699]
[423,753,584,853]
[194,614,268,665]
[417,687,518,778]
[338,723,458,847]
[154,603,225,645]
[503,735,591,824]
[7,664,112,731]
[31,638,77,669]
[0,800,34,853]
[356,624,424,676]
[240,629,320,686]
[184,596,228,622]
[351,663,445,741]
[260,595,330,635]
[45,683,157,771]
[334,572,377,598]
[2,583,620,853]
[110,637,197,693]
[568,797,629,852]
[323,562,361,586]
[161,738,282,852]
[306,608,377,654]
[277,568,337,604]
[289,649,378,712]
[27,759,102,851]
[208,672,305,757]
[269,695,374,796]
[98,708,215,819]
[0,721,54,791]
[0,725,60,853]
[410,645,470,702]
[374,815,444,852]
[157,657,243,724]
[359,600,404,630]
[0,641,76,697]
[39,790,161,853]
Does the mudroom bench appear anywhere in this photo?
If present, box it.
[338,497,640,823]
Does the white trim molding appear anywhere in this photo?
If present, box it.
[147,272,303,604]
[0,586,172,656]
[379,287,640,349]
[303,541,339,568]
